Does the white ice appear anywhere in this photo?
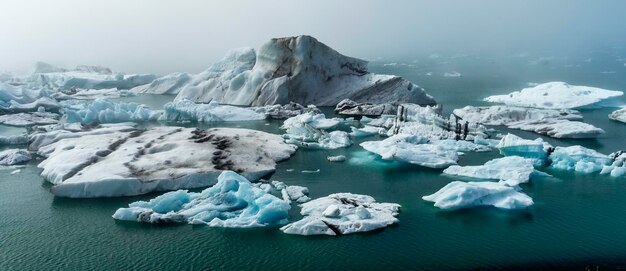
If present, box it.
[159,99,266,122]
[422,181,533,211]
[360,134,458,169]
[496,134,552,166]
[443,156,536,186]
[0,149,32,165]
[601,151,626,177]
[549,145,612,174]
[484,82,623,109]
[609,108,626,124]
[281,193,400,235]
[64,99,162,124]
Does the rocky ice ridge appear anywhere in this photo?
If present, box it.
[422,181,533,211]
[334,99,398,117]
[609,108,626,123]
[27,62,156,91]
[485,82,623,109]
[165,36,435,106]
[280,193,400,235]
[112,171,290,227]
[34,125,296,197]
[0,149,32,165]
[443,156,536,186]
[453,105,604,139]
[360,134,458,169]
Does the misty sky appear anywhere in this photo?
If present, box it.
[1,0,625,74]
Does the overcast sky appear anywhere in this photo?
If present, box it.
[1,0,625,74]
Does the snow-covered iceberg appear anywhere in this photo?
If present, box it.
[159,99,266,122]
[484,82,623,109]
[549,145,612,174]
[422,181,533,211]
[173,36,436,106]
[112,171,290,227]
[443,156,536,186]
[0,149,32,165]
[281,193,400,235]
[609,108,626,123]
[27,62,156,90]
[35,126,296,197]
[360,134,458,169]
[496,134,552,165]
[601,151,626,177]
[64,99,162,125]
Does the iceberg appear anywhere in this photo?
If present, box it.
[35,126,296,197]
[549,145,612,174]
[360,134,458,169]
[112,171,290,227]
[253,102,321,119]
[159,99,266,123]
[0,149,32,165]
[327,155,346,162]
[443,156,536,186]
[431,139,491,154]
[280,112,351,149]
[0,134,28,145]
[506,119,604,139]
[334,99,398,117]
[422,181,533,211]
[0,82,60,113]
[453,105,583,125]
[130,72,191,95]
[601,151,626,177]
[64,99,162,125]
[281,112,340,130]
[270,181,311,203]
[484,82,623,109]
[349,125,385,137]
[496,134,552,165]
[174,36,436,106]
[609,108,626,123]
[281,193,400,235]
[52,88,135,101]
[0,111,60,127]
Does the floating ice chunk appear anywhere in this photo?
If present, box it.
[422,181,533,211]
[112,171,290,227]
[0,82,60,113]
[35,127,296,197]
[443,71,462,77]
[0,111,60,127]
[496,134,552,165]
[600,151,626,177]
[334,99,397,116]
[360,134,458,168]
[453,105,583,125]
[284,186,311,203]
[10,169,21,174]
[507,119,604,139]
[327,155,346,162]
[431,139,491,154]
[281,193,400,235]
[53,88,136,100]
[282,119,351,150]
[282,112,339,130]
[362,115,396,128]
[609,108,626,124]
[160,99,266,122]
[0,134,28,145]
[349,125,385,137]
[549,145,611,173]
[485,82,623,109]
[64,99,162,124]
[0,149,32,165]
[130,72,191,95]
[253,102,321,119]
[443,156,536,186]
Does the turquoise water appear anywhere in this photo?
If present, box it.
[2,53,626,270]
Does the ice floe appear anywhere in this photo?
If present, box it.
[280,112,351,149]
[422,181,533,211]
[360,134,458,169]
[64,99,162,125]
[0,149,32,165]
[496,134,552,166]
[253,102,320,119]
[334,99,397,117]
[485,82,623,109]
[443,156,536,186]
[112,171,290,227]
[601,151,626,177]
[281,112,339,130]
[506,119,604,139]
[281,193,400,235]
[549,145,612,174]
[327,155,346,162]
[609,108,626,123]
[0,110,60,127]
[159,99,265,122]
[34,126,296,197]
[0,134,28,145]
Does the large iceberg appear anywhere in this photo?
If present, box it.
[549,145,612,173]
[422,181,533,211]
[173,36,436,106]
[484,82,623,109]
[360,134,458,169]
[112,171,290,227]
[159,99,266,122]
[34,126,296,197]
[0,149,32,165]
[281,193,400,236]
[609,108,626,123]
[443,156,536,186]
[496,134,552,165]
[64,99,162,125]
